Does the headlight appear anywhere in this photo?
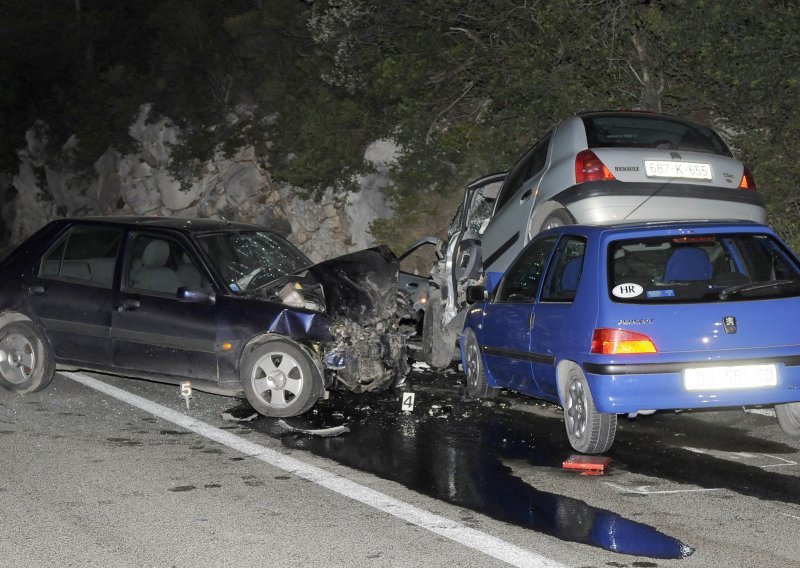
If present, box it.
[279,281,325,312]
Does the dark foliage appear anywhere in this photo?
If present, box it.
[1,0,799,249]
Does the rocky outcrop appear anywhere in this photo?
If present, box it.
[0,105,396,262]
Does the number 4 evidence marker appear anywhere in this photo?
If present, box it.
[401,392,415,412]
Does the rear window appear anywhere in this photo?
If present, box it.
[609,233,800,303]
[582,114,731,156]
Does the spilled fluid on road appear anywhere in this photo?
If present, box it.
[237,371,694,559]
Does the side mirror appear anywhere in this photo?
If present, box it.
[466,285,487,304]
[177,287,216,304]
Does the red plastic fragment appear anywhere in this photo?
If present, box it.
[562,455,612,473]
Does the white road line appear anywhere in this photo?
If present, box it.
[760,454,798,468]
[63,372,566,568]
[604,482,722,495]
[684,446,798,469]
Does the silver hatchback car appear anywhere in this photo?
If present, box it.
[481,111,766,278]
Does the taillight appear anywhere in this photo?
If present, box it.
[591,328,657,354]
[738,166,756,190]
[575,149,616,183]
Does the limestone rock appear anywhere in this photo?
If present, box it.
[0,104,396,262]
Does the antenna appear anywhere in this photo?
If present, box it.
[622,178,674,222]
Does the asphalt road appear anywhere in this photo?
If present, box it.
[1,367,799,567]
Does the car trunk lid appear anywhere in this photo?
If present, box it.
[598,296,800,356]
[592,147,747,190]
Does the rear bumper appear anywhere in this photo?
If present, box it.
[555,182,766,225]
[584,357,800,413]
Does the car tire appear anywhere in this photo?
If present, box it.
[541,208,575,231]
[422,290,455,369]
[563,366,616,453]
[463,327,497,399]
[0,320,55,394]
[241,339,322,418]
[775,402,800,437]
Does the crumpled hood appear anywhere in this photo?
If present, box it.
[307,245,399,325]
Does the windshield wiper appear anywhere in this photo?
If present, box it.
[718,279,795,300]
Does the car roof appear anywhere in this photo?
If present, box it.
[63,216,266,234]
[576,110,698,123]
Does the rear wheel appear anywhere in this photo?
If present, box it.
[541,208,574,231]
[562,366,616,453]
[776,402,800,437]
[241,339,322,418]
[463,327,497,399]
[527,206,575,242]
[0,321,54,394]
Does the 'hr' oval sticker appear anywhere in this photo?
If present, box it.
[612,283,644,298]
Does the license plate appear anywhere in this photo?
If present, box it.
[683,364,777,391]
[644,160,712,180]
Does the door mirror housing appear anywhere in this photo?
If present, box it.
[466,285,487,304]
[177,287,215,304]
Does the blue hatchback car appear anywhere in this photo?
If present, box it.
[461,220,800,453]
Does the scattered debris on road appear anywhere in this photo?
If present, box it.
[562,455,612,476]
[277,419,350,437]
[220,412,259,422]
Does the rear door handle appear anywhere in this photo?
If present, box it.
[520,189,532,202]
[116,298,141,312]
[27,284,46,296]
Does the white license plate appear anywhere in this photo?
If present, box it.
[644,160,712,180]
[683,364,777,391]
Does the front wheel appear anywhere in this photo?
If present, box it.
[0,320,54,394]
[562,367,616,453]
[241,339,322,418]
[463,327,497,399]
[776,402,800,437]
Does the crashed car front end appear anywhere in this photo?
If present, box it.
[309,245,408,393]
[247,244,409,394]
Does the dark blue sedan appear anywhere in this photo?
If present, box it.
[0,217,407,417]
[461,220,800,453]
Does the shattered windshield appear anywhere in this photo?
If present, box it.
[609,233,800,303]
[197,231,312,293]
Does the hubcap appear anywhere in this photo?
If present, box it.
[566,378,587,439]
[265,369,287,391]
[466,338,480,388]
[251,351,304,409]
[0,333,35,385]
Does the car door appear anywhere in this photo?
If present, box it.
[529,234,588,400]
[480,235,558,392]
[110,231,219,382]
[442,173,505,319]
[24,223,123,365]
[452,173,505,286]
[481,132,552,276]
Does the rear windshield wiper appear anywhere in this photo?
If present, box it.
[718,279,796,300]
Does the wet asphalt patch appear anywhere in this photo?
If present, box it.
[233,372,696,559]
